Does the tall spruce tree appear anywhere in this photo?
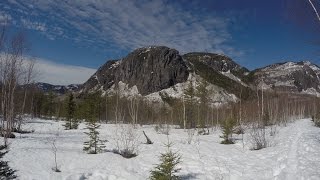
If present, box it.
[63,93,77,130]
[45,91,56,119]
[0,146,16,179]
[83,93,106,154]
[150,142,182,180]
[184,81,196,128]
[196,79,209,129]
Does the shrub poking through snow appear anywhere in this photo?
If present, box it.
[315,120,320,127]
[150,141,182,180]
[187,129,195,144]
[249,123,268,150]
[155,124,171,135]
[114,124,139,158]
[0,145,16,179]
[83,121,106,154]
[313,115,320,127]
[220,116,236,144]
[312,112,320,127]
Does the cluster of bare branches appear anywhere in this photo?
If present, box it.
[113,124,140,158]
[0,23,36,146]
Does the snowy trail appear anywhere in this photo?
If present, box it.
[276,121,302,180]
[275,120,320,180]
[283,130,300,180]
[4,119,320,180]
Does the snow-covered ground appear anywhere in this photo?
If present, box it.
[4,119,320,180]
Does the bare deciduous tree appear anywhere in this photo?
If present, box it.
[0,21,36,146]
[0,29,28,146]
[16,59,36,132]
[128,96,139,127]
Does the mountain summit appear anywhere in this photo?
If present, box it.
[82,46,189,96]
[46,46,320,102]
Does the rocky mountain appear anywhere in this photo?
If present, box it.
[80,46,253,103]
[251,61,320,96]
[36,82,81,94]
[42,46,320,103]
[182,52,252,99]
[82,46,189,96]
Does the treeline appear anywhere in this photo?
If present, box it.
[27,83,318,130]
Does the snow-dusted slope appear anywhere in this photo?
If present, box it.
[101,73,238,104]
[4,118,320,179]
[254,61,320,96]
[79,46,252,103]
[36,82,81,94]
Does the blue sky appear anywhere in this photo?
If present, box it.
[0,0,319,84]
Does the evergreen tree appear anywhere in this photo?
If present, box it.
[83,121,106,154]
[196,79,209,129]
[83,93,106,154]
[220,116,236,144]
[150,142,182,180]
[0,146,16,179]
[42,91,56,119]
[63,93,77,130]
[184,81,196,128]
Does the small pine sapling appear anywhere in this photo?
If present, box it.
[83,121,106,154]
[82,92,106,154]
[220,116,236,144]
[150,140,182,180]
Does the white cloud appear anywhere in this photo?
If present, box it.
[1,0,241,56]
[34,58,96,85]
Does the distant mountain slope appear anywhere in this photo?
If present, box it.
[36,82,81,94]
[183,52,253,99]
[252,61,320,96]
[80,46,256,102]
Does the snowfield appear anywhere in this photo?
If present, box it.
[4,119,320,180]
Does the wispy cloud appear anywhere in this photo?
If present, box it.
[21,18,46,32]
[0,11,11,25]
[34,58,96,85]
[1,0,241,56]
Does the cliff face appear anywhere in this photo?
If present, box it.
[82,46,189,95]
[77,46,320,101]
